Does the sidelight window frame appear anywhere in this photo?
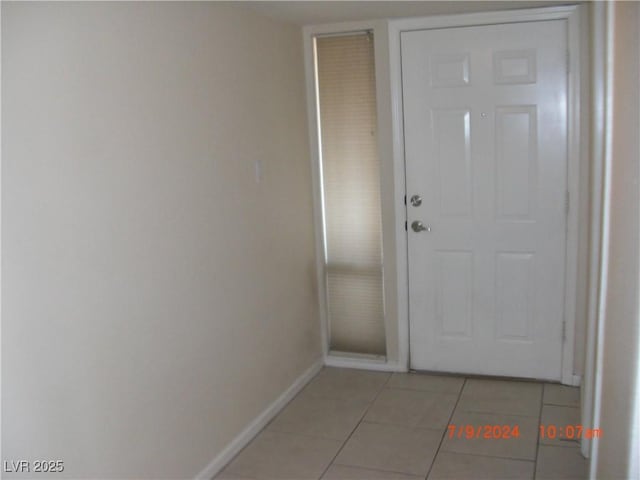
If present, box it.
[303,20,394,368]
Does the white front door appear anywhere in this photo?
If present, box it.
[402,20,568,380]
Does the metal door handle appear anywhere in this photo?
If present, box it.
[410,195,422,207]
[411,221,431,233]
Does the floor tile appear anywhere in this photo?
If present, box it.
[387,373,464,394]
[219,369,589,480]
[223,430,342,480]
[303,367,390,403]
[457,379,542,417]
[535,446,587,479]
[543,384,580,407]
[335,422,442,476]
[322,464,422,480]
[442,411,538,461]
[267,391,369,440]
[364,388,458,429]
[428,451,534,479]
[539,405,581,447]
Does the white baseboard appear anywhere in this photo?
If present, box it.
[324,354,407,372]
[572,374,582,387]
[194,358,324,480]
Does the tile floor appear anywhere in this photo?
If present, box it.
[217,368,587,480]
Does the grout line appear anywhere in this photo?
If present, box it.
[450,409,542,419]
[263,428,359,442]
[542,402,580,407]
[316,372,392,479]
[425,449,538,463]
[538,440,582,449]
[358,418,447,431]
[428,449,536,463]
[327,462,426,478]
[532,381,545,479]
[383,386,465,395]
[423,377,468,480]
[380,371,394,389]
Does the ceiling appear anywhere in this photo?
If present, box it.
[235,1,580,26]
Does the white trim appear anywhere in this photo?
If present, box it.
[303,19,384,38]
[388,5,583,382]
[589,2,616,475]
[562,4,583,387]
[571,374,582,388]
[373,20,393,362]
[325,354,406,372]
[582,0,606,459]
[388,20,411,370]
[303,29,329,358]
[194,359,324,480]
[0,1,4,468]
[388,5,578,32]
[631,8,640,479]
[630,9,640,476]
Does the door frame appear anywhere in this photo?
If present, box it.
[388,5,583,385]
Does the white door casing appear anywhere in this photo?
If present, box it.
[403,20,568,380]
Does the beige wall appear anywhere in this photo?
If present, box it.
[2,2,321,478]
[594,2,640,477]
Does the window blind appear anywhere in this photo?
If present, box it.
[315,33,386,356]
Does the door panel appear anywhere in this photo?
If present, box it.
[495,106,537,220]
[434,109,473,217]
[436,250,473,338]
[402,20,567,380]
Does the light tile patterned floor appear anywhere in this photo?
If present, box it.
[217,368,587,480]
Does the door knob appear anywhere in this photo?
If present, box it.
[411,221,431,233]
[410,194,422,207]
